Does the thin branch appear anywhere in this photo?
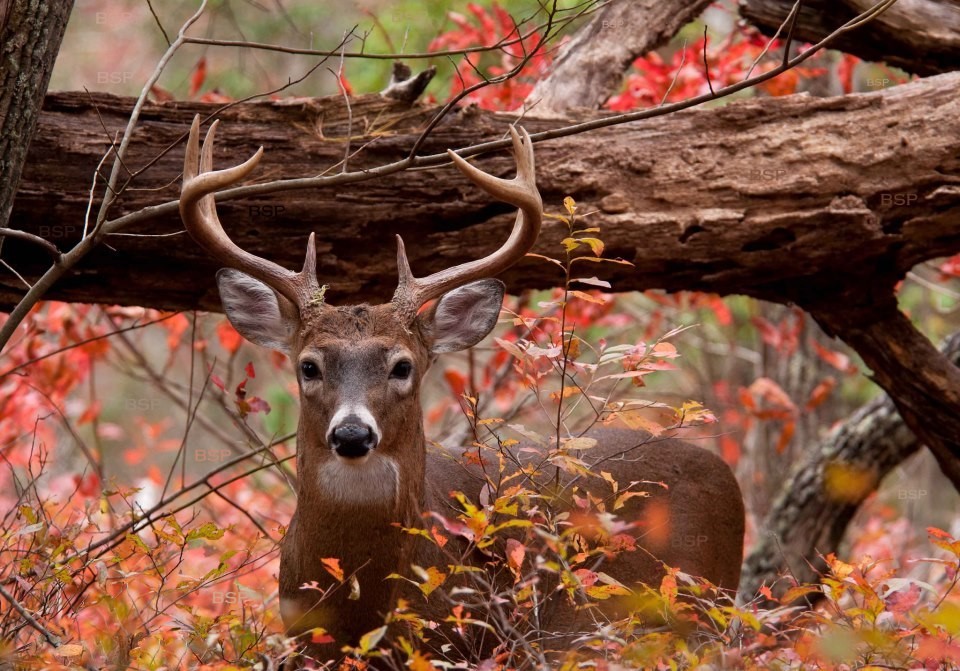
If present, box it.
[178,1,600,61]
[144,0,171,46]
[0,259,30,290]
[0,228,61,261]
[703,26,715,96]
[781,0,805,66]
[0,582,61,647]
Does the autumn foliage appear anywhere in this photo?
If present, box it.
[1,2,957,669]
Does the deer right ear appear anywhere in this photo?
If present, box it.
[216,269,298,355]
[419,279,505,354]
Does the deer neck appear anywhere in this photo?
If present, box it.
[280,416,432,639]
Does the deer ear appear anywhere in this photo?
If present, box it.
[419,279,504,354]
[216,269,298,355]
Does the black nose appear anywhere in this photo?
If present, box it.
[329,419,377,458]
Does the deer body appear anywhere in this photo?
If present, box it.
[280,421,744,656]
[178,118,745,664]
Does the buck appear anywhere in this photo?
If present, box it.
[179,116,745,663]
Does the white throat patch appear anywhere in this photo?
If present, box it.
[317,453,400,507]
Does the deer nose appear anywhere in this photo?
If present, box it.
[329,417,377,458]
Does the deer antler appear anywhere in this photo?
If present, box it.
[180,115,319,310]
[392,126,542,325]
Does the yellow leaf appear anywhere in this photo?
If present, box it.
[412,565,446,597]
[586,583,632,600]
[358,625,387,654]
[563,196,577,215]
[409,651,434,671]
[561,237,581,252]
[614,410,664,436]
[563,437,598,451]
[614,490,650,510]
[577,237,604,257]
[569,290,606,305]
[55,644,84,658]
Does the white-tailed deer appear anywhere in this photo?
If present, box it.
[179,116,745,664]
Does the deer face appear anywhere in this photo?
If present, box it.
[179,117,539,494]
[216,269,504,475]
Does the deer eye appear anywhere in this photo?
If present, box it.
[390,360,412,380]
[300,360,321,381]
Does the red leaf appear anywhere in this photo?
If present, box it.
[940,253,960,279]
[72,472,101,498]
[884,583,921,614]
[189,57,207,98]
[209,372,225,392]
[245,361,256,379]
[444,369,466,396]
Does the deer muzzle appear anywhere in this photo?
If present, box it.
[328,414,379,459]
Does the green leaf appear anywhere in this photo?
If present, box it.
[186,522,226,543]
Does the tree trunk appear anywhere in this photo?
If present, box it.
[524,0,712,116]
[0,0,73,229]
[740,332,960,603]
[5,72,960,313]
[739,0,960,77]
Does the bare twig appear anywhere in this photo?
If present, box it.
[0,582,61,647]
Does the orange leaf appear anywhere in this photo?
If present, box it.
[506,538,525,576]
[775,421,795,453]
[321,557,344,582]
[812,340,857,374]
[216,320,242,354]
[805,376,836,410]
[78,400,102,425]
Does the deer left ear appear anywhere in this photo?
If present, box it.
[418,279,505,354]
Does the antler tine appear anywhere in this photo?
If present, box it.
[392,126,541,325]
[180,115,320,310]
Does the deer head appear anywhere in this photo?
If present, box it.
[180,116,539,474]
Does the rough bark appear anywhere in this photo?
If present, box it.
[5,72,960,315]
[0,0,73,229]
[524,0,712,116]
[740,332,960,603]
[810,302,960,494]
[739,0,960,77]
